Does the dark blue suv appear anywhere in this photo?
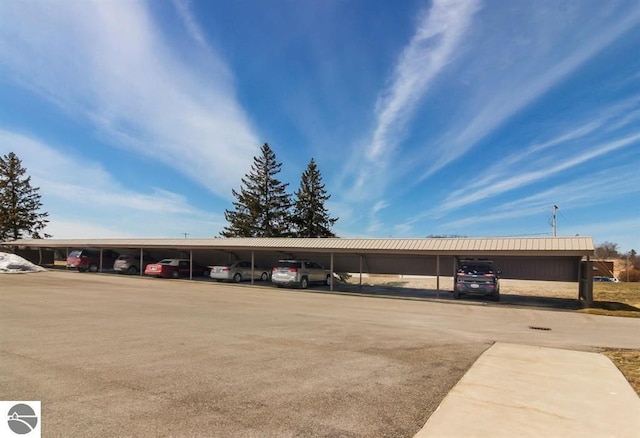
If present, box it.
[453,260,501,302]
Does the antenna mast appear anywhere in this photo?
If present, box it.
[552,205,558,237]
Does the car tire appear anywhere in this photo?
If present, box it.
[260,272,269,281]
[300,276,309,289]
[127,266,138,275]
[492,292,500,302]
[171,270,180,279]
[233,273,242,283]
[89,264,98,273]
[78,267,86,273]
[325,275,331,286]
[453,290,461,300]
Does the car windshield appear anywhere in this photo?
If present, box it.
[277,261,301,269]
[459,264,493,274]
[69,250,82,257]
[158,259,174,265]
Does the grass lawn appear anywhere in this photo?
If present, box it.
[603,349,640,396]
[580,281,640,318]
[583,282,640,396]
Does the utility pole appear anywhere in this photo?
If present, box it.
[552,205,558,237]
[182,232,189,239]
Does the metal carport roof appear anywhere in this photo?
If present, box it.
[2,236,597,304]
[3,236,594,257]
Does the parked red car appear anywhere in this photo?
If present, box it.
[66,249,119,272]
[144,259,209,279]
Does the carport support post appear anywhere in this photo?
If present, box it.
[66,247,69,270]
[585,255,593,306]
[140,248,144,276]
[436,255,440,298]
[189,250,193,280]
[359,255,363,288]
[251,250,255,285]
[99,249,103,273]
[453,256,458,292]
[330,252,334,291]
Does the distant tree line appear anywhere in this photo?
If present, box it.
[222,143,338,238]
[427,234,468,238]
[595,241,639,282]
[0,152,50,241]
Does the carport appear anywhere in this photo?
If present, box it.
[3,236,595,304]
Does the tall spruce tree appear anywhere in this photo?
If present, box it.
[292,158,337,237]
[0,152,50,241]
[221,143,292,237]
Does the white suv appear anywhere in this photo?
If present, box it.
[271,260,331,289]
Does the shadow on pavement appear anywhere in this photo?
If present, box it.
[315,282,587,311]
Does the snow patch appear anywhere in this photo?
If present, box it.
[0,252,47,274]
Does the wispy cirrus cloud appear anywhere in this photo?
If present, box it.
[413,2,640,180]
[171,0,210,50]
[341,0,480,230]
[394,94,640,235]
[444,164,640,229]
[0,0,258,199]
[367,0,481,162]
[0,130,223,238]
[433,94,640,215]
[437,131,640,215]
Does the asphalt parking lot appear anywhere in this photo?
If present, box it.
[2,271,640,437]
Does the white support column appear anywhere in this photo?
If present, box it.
[99,249,103,273]
[251,250,255,285]
[586,255,593,306]
[330,252,334,291]
[66,247,69,270]
[189,250,193,280]
[436,255,440,298]
[140,248,144,276]
[359,255,363,287]
[453,256,458,292]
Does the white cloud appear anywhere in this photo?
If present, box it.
[443,164,640,229]
[341,0,480,232]
[367,0,481,162]
[424,96,640,217]
[435,132,640,215]
[0,130,223,238]
[171,0,210,50]
[415,2,640,180]
[0,0,259,198]
[44,219,135,240]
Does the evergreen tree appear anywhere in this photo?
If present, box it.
[292,158,337,237]
[0,152,50,241]
[221,143,292,237]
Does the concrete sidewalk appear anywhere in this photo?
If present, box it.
[415,343,640,437]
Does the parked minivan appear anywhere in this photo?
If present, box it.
[66,249,119,272]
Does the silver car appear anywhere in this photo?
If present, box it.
[271,260,331,289]
[113,253,155,275]
[209,261,270,282]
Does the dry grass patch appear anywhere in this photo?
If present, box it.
[603,349,640,396]
[580,282,640,318]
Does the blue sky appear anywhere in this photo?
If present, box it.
[1,0,639,252]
